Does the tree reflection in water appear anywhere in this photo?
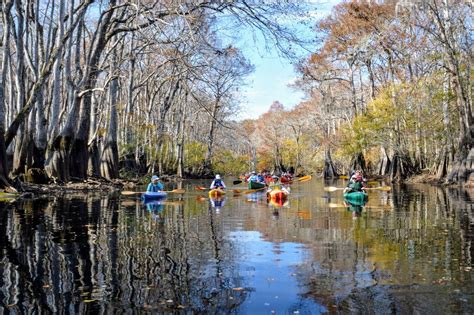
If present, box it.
[0,182,473,313]
[0,196,247,313]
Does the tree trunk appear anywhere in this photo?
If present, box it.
[349,152,366,174]
[100,69,119,180]
[446,127,474,184]
[377,146,391,176]
[202,99,220,177]
[11,0,27,175]
[389,152,414,183]
[323,147,338,179]
[0,1,13,189]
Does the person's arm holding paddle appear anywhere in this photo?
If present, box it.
[147,175,164,192]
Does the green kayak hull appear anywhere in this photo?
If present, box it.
[248,181,266,189]
[343,191,368,206]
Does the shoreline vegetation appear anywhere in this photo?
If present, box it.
[2,170,472,199]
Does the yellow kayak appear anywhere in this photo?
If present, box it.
[209,189,226,198]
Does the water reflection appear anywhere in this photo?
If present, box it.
[0,181,473,313]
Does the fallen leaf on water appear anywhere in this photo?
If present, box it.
[83,299,96,303]
[232,287,244,291]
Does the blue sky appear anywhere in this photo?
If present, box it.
[234,1,341,120]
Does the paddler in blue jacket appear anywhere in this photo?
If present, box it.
[147,175,164,192]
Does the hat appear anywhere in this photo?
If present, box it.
[151,175,159,181]
[251,171,256,174]
[272,175,279,179]
[215,174,221,179]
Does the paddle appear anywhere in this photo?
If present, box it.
[327,203,393,210]
[195,186,208,191]
[243,186,267,194]
[323,186,345,192]
[364,186,391,191]
[121,189,186,196]
[284,175,312,184]
[294,175,312,182]
[233,180,242,185]
[324,186,391,192]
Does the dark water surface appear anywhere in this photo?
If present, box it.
[1,179,473,314]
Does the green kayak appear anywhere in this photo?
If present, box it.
[248,181,266,189]
[343,191,368,206]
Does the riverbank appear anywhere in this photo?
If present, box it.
[406,171,474,188]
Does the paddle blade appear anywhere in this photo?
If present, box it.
[121,191,143,196]
[324,186,343,192]
[232,189,241,194]
[233,180,242,185]
[169,189,186,194]
[195,186,207,191]
[296,175,312,182]
[339,175,349,179]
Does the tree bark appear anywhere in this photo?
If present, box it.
[0,0,14,189]
[100,68,119,180]
[323,147,338,179]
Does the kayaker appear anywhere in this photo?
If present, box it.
[147,175,164,192]
[248,171,259,183]
[344,172,366,193]
[267,176,289,194]
[210,174,226,189]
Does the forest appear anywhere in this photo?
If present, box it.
[0,0,472,190]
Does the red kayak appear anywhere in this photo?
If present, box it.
[267,189,289,202]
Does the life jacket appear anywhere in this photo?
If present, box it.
[349,181,363,192]
[149,183,161,192]
[214,179,223,187]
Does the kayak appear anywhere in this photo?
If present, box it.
[267,189,289,202]
[268,198,289,207]
[343,191,368,206]
[248,181,266,189]
[141,191,168,202]
[280,176,293,183]
[209,189,226,198]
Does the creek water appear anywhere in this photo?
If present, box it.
[0,179,473,313]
